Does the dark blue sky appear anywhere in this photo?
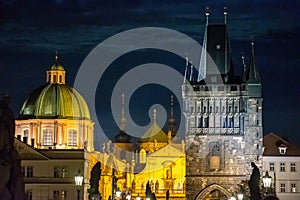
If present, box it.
[0,0,300,147]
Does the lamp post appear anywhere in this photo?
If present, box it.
[262,171,272,195]
[126,192,131,200]
[116,188,121,200]
[136,194,141,200]
[74,169,83,200]
[237,193,243,200]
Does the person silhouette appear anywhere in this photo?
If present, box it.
[248,162,261,200]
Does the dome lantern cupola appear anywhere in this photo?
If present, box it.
[46,52,66,84]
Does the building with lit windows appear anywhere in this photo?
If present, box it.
[263,133,300,200]
[182,9,263,200]
[14,56,95,200]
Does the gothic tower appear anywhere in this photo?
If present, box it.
[182,8,263,200]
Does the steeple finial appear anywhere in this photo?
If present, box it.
[205,6,210,24]
[223,6,228,24]
[55,51,59,62]
[120,93,126,131]
[153,108,157,123]
[241,52,247,83]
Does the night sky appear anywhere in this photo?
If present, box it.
[0,0,300,149]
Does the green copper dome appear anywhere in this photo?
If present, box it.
[49,61,65,71]
[19,83,90,119]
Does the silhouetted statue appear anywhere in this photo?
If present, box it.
[166,190,170,200]
[248,162,261,200]
[132,179,136,193]
[0,95,25,199]
[146,181,151,198]
[155,180,159,193]
[89,162,101,199]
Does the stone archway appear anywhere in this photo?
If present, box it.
[194,184,231,200]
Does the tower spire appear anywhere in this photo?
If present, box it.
[183,57,189,84]
[197,6,209,82]
[247,42,260,83]
[120,93,126,131]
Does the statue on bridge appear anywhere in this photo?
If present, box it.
[0,95,25,199]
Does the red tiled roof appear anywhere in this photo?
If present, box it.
[263,133,300,156]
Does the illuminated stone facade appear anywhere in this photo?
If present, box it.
[182,15,263,199]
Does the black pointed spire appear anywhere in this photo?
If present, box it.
[247,42,260,83]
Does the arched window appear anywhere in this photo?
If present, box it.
[140,149,146,163]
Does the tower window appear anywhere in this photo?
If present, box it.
[68,129,77,146]
[216,44,221,50]
[234,106,238,113]
[197,117,202,128]
[53,75,57,83]
[203,116,209,128]
[59,75,62,83]
[190,106,194,113]
[256,132,259,138]
[42,129,53,146]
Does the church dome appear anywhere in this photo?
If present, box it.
[19,57,90,120]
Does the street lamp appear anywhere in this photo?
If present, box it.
[263,171,272,194]
[229,197,236,200]
[126,193,131,200]
[116,188,121,199]
[74,169,83,200]
[237,193,243,200]
[136,194,141,200]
